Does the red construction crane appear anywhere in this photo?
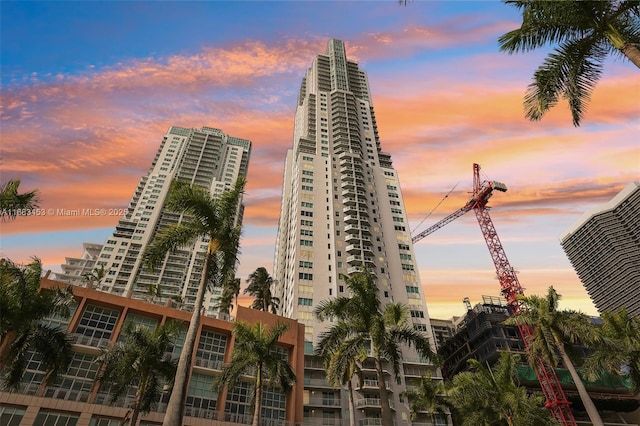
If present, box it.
[412,163,577,426]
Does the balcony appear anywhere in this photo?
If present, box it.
[345,244,362,253]
[358,418,397,426]
[307,397,342,407]
[193,357,223,371]
[304,418,344,426]
[355,398,395,410]
[304,378,333,388]
[304,358,325,370]
[343,215,359,224]
[359,379,392,391]
[71,333,111,349]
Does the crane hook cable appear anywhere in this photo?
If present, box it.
[410,182,459,235]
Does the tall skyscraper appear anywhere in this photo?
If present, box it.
[273,39,444,425]
[560,182,640,317]
[56,126,251,316]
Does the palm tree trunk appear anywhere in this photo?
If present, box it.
[162,247,214,426]
[374,357,394,426]
[555,337,604,426]
[347,379,356,426]
[621,42,640,69]
[252,366,263,426]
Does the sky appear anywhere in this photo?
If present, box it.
[1,1,638,320]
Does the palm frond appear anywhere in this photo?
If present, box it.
[142,223,201,270]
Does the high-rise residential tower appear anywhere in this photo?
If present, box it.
[273,39,444,425]
[56,126,251,316]
[560,182,640,317]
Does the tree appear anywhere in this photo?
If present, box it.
[583,308,640,393]
[244,267,280,314]
[447,352,557,426]
[143,177,244,426]
[212,277,241,318]
[0,179,40,221]
[0,257,74,391]
[82,265,108,289]
[504,286,603,426]
[319,340,366,426]
[215,321,296,426]
[499,0,640,126]
[96,321,178,426]
[315,271,436,426]
[402,375,449,425]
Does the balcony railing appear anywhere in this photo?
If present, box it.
[354,398,395,410]
[306,397,342,407]
[71,333,111,349]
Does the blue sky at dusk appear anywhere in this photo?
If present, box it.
[2,1,638,319]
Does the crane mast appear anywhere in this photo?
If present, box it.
[413,163,577,425]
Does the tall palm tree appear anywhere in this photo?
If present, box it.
[0,179,40,221]
[0,257,74,390]
[244,267,280,314]
[447,352,557,426]
[505,286,603,426]
[402,375,449,425]
[143,177,245,426]
[583,308,640,393]
[96,321,178,426]
[215,321,296,426]
[499,0,640,126]
[314,271,436,426]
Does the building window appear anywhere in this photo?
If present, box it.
[195,330,228,370]
[406,286,420,294]
[34,411,80,426]
[411,310,425,318]
[298,298,313,306]
[298,272,313,280]
[75,305,120,344]
[301,240,314,247]
[402,264,415,271]
[299,261,313,268]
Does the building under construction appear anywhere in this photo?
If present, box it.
[436,296,640,425]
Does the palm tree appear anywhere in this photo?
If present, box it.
[82,265,108,289]
[504,286,603,426]
[315,271,436,426]
[215,321,296,426]
[319,341,366,426]
[0,257,74,391]
[499,0,640,126]
[143,177,244,426]
[96,321,178,426]
[212,277,240,318]
[583,308,640,393]
[244,267,280,314]
[402,375,449,425]
[0,179,40,221]
[447,352,557,426]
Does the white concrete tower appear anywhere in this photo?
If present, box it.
[273,39,445,426]
[56,126,251,317]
